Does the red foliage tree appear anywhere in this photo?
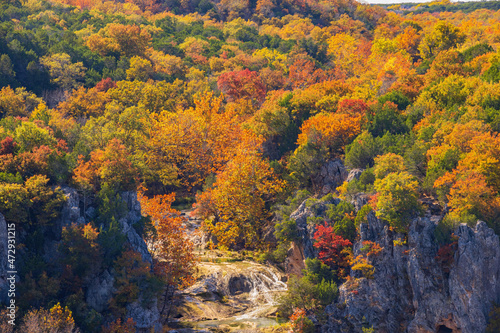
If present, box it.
[95,77,117,92]
[0,136,16,155]
[337,99,368,117]
[217,69,266,105]
[288,59,327,89]
[313,223,352,278]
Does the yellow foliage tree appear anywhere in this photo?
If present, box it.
[86,23,151,57]
[39,53,86,91]
[196,132,285,249]
[126,56,154,81]
[297,113,362,157]
[147,92,242,189]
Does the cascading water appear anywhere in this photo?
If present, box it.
[173,261,288,331]
[234,267,287,320]
[171,211,288,331]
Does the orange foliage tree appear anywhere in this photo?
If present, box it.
[288,59,327,89]
[137,189,196,318]
[73,138,138,210]
[146,92,242,189]
[434,133,500,224]
[57,86,109,119]
[217,69,266,105]
[87,23,152,57]
[297,113,362,157]
[102,318,136,333]
[195,132,285,249]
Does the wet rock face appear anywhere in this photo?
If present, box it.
[184,262,285,299]
[228,276,253,294]
[177,261,287,321]
[321,214,500,333]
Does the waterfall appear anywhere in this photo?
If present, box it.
[176,261,288,328]
[233,266,287,320]
[247,267,287,304]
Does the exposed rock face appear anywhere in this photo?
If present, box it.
[285,242,306,277]
[346,169,364,183]
[54,187,85,238]
[86,269,115,313]
[127,298,161,332]
[52,188,160,331]
[290,200,318,260]
[289,196,340,260]
[183,262,286,300]
[287,159,352,261]
[321,212,500,333]
[176,261,287,322]
[119,191,152,264]
[313,159,349,195]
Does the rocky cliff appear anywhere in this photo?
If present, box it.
[64,188,161,331]
[320,211,500,333]
[289,195,500,333]
[285,159,500,333]
[1,187,161,331]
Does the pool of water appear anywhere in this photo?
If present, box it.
[193,316,280,330]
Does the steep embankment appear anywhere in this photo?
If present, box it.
[286,163,500,333]
[0,188,161,331]
[322,214,500,333]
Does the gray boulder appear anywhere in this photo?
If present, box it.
[313,159,349,195]
[127,297,161,332]
[346,169,364,183]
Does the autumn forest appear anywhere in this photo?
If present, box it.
[1,0,500,331]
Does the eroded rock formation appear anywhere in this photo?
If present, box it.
[319,213,500,333]
[286,160,500,333]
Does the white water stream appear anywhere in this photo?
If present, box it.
[175,261,287,331]
[173,210,288,331]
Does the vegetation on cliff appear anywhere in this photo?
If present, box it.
[1,0,500,330]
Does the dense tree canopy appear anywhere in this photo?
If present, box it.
[2,0,500,330]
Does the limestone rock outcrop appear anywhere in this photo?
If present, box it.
[313,159,349,195]
[320,212,500,333]
[285,162,500,333]
[52,188,160,331]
